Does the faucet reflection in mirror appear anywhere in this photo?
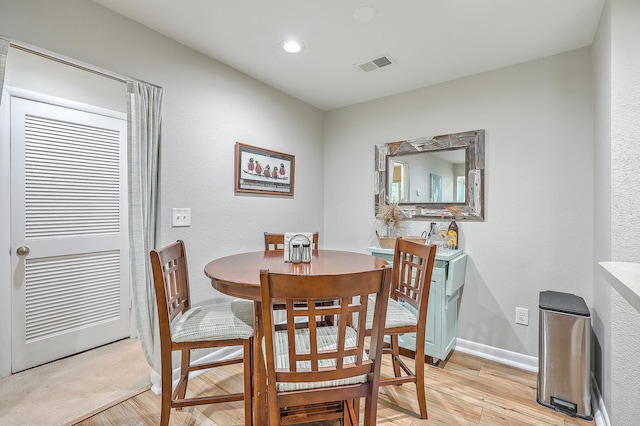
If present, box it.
[375,129,485,221]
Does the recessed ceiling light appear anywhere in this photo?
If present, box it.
[354,6,376,22]
[282,40,304,53]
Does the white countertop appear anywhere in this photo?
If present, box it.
[368,246,465,262]
[600,262,640,313]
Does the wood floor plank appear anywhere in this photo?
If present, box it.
[423,365,566,425]
[75,350,596,425]
[564,415,596,426]
[479,406,557,426]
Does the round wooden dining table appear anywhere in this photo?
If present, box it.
[205,249,388,299]
[204,249,389,426]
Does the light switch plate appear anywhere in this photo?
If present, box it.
[172,208,191,227]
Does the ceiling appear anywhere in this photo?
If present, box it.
[91,0,606,111]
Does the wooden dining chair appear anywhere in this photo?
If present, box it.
[259,265,392,425]
[150,240,254,426]
[358,238,437,419]
[263,231,319,251]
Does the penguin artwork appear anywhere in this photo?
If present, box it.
[271,166,279,178]
[247,157,254,172]
[255,161,262,175]
[279,163,286,176]
[263,165,271,177]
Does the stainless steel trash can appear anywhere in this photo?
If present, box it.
[537,290,592,420]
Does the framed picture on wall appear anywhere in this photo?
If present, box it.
[234,142,295,196]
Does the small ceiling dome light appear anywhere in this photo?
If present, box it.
[282,40,304,53]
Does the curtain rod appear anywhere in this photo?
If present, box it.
[7,39,162,89]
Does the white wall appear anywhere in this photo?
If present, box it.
[3,48,126,112]
[591,0,612,413]
[0,0,324,375]
[591,1,640,422]
[607,0,640,423]
[610,288,640,423]
[324,48,595,357]
[610,2,640,262]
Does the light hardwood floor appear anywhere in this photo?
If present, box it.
[76,351,595,425]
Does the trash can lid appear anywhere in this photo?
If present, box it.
[539,290,590,316]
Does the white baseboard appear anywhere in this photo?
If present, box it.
[590,372,610,426]
[455,337,538,372]
[454,338,609,426]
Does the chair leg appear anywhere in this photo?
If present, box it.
[175,348,191,409]
[344,398,359,425]
[414,344,428,419]
[353,397,360,423]
[390,335,401,378]
[160,353,173,426]
[243,338,253,426]
[267,379,280,425]
[362,386,379,426]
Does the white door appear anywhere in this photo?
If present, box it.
[10,92,130,372]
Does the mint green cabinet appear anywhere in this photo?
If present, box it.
[367,246,467,362]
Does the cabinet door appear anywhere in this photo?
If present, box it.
[424,267,444,355]
[391,254,466,360]
[396,266,445,356]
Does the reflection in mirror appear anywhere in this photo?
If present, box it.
[388,149,466,204]
[375,129,485,221]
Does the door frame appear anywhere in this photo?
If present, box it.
[1,88,12,378]
[0,86,132,377]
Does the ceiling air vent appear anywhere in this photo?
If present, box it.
[356,55,394,72]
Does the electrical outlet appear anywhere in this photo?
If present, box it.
[172,208,191,227]
[515,307,529,325]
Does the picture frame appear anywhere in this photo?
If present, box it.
[234,142,295,196]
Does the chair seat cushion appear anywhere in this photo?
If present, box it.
[354,295,418,331]
[268,326,369,392]
[172,299,254,342]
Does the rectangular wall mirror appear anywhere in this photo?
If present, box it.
[375,129,485,221]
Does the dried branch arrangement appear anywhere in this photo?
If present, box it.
[376,203,404,228]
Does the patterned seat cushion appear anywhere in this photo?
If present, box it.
[267,326,369,392]
[171,299,254,342]
[353,295,417,331]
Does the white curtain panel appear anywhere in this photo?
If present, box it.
[0,38,9,103]
[127,81,163,367]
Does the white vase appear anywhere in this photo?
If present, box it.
[386,223,395,238]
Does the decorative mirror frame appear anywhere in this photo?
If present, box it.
[375,129,485,221]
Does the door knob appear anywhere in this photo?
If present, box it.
[16,246,30,256]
